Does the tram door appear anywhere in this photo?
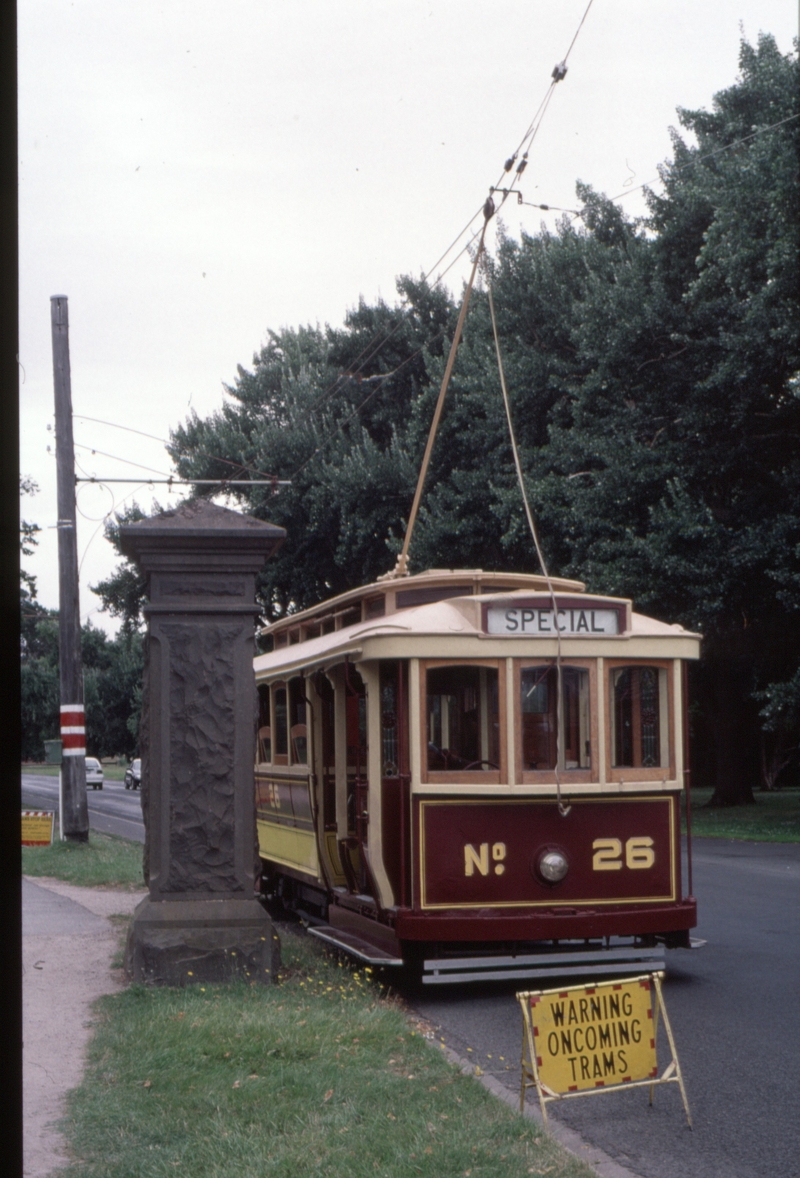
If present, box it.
[339,665,370,895]
[314,672,345,887]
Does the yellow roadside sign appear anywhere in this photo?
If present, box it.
[22,810,55,847]
[518,972,691,1127]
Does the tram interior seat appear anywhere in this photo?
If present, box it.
[291,723,308,765]
[257,725,271,764]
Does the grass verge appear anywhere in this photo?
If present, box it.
[62,926,593,1178]
[22,830,145,889]
[682,786,800,842]
[22,762,129,781]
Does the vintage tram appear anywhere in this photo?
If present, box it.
[254,567,700,984]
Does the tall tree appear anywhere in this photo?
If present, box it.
[95,36,798,802]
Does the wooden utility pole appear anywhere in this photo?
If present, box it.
[51,295,88,842]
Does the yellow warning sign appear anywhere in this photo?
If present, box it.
[22,811,55,846]
[529,977,656,1093]
[518,973,691,1127]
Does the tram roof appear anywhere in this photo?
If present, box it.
[254,575,701,677]
[259,568,585,641]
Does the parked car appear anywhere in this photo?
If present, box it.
[124,758,141,790]
[85,757,104,790]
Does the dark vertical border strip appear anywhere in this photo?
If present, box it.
[0,2,22,1174]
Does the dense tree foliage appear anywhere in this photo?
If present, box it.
[20,608,144,762]
[20,479,144,761]
[96,37,799,801]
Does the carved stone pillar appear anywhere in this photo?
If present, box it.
[120,500,285,986]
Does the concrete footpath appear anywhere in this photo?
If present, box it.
[22,877,146,1177]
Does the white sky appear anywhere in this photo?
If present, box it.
[18,1,798,635]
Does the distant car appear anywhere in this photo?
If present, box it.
[85,757,104,790]
[124,758,141,790]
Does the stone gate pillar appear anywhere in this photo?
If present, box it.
[120,499,285,985]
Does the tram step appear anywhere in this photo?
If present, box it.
[422,944,666,985]
[307,924,404,966]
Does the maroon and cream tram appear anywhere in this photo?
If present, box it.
[254,568,700,984]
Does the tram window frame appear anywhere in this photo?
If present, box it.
[288,676,309,766]
[256,683,271,765]
[420,659,505,784]
[516,659,597,784]
[272,682,289,765]
[606,660,673,779]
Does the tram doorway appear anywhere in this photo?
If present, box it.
[329,663,371,896]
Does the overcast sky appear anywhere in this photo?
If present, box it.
[18,1,798,635]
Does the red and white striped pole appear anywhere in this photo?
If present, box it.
[60,704,86,755]
[52,295,89,841]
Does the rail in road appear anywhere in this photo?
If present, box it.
[21,774,145,843]
[409,837,800,1178]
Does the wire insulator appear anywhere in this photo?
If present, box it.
[483,195,496,221]
[504,156,516,173]
[552,61,568,82]
[516,159,527,176]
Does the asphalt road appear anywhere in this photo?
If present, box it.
[21,773,145,843]
[410,837,800,1178]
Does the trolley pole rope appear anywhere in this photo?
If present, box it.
[486,274,571,818]
[385,217,490,580]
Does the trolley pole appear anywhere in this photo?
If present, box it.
[51,295,89,842]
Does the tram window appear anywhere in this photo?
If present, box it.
[340,665,367,776]
[346,693,367,770]
[427,665,499,771]
[274,632,288,648]
[611,666,668,769]
[365,595,386,619]
[397,585,471,609]
[288,677,308,764]
[273,685,288,762]
[256,684,271,764]
[342,607,362,628]
[520,666,590,771]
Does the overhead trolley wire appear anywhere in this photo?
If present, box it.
[305,212,487,418]
[564,110,800,222]
[288,0,596,480]
[74,413,281,483]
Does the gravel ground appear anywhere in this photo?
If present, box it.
[22,877,146,1177]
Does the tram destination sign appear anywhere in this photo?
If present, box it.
[487,604,620,635]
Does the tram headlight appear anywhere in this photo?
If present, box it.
[538,849,569,883]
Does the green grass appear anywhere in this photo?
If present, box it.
[682,786,800,842]
[61,927,594,1178]
[23,761,129,781]
[22,830,145,889]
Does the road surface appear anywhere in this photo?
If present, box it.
[410,837,800,1178]
[21,773,145,843]
[21,777,799,1176]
